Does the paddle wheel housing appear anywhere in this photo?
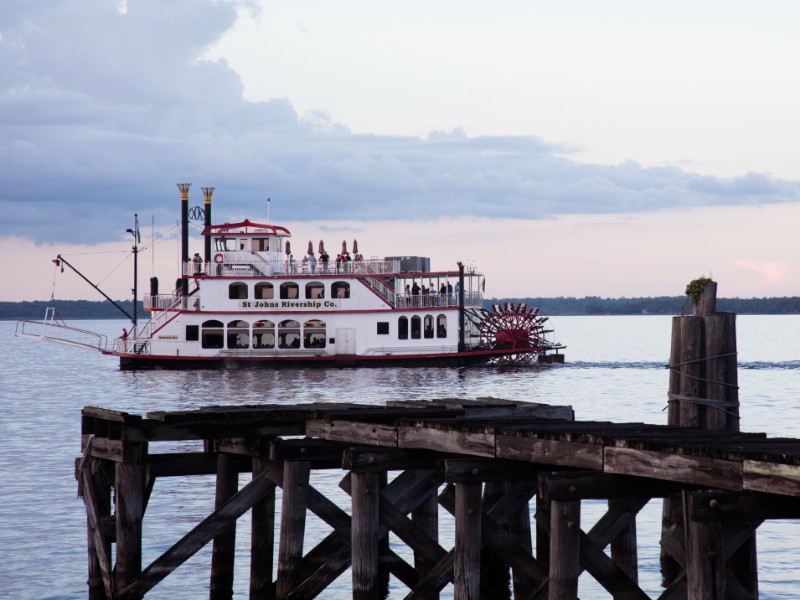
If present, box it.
[468,302,561,364]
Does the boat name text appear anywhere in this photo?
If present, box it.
[240,300,339,309]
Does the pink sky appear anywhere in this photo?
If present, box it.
[6,202,798,303]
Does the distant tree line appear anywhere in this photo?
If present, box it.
[485,296,800,316]
[3,295,800,321]
[2,300,141,321]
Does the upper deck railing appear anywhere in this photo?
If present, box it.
[183,256,402,278]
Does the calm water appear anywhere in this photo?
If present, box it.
[2,315,799,599]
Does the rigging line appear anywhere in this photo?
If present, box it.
[96,250,133,287]
[50,261,59,301]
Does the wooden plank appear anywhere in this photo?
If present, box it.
[351,471,380,600]
[454,482,483,600]
[604,447,743,491]
[495,434,603,469]
[210,453,239,600]
[743,459,800,496]
[399,424,495,456]
[443,458,540,483]
[306,419,398,446]
[115,446,147,598]
[276,461,311,598]
[548,499,581,600]
[81,465,115,600]
[270,438,350,467]
[117,464,280,600]
[540,471,687,501]
[249,457,276,600]
[689,490,800,520]
[344,447,450,472]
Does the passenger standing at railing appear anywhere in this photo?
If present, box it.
[309,252,317,274]
[412,281,420,307]
[404,285,411,307]
[193,253,202,275]
[320,251,329,272]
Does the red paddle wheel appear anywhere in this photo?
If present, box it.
[467,302,559,365]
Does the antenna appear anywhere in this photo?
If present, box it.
[267,197,271,223]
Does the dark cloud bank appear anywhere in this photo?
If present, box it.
[2,0,798,244]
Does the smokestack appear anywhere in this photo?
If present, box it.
[177,182,191,296]
[202,187,214,264]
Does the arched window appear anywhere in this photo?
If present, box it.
[280,282,299,299]
[253,320,275,349]
[332,281,350,299]
[423,315,434,339]
[228,282,248,299]
[227,320,250,349]
[278,319,301,349]
[304,319,327,348]
[255,282,274,299]
[306,282,325,299]
[201,319,224,349]
[398,316,408,340]
[437,314,447,338]
[411,316,421,339]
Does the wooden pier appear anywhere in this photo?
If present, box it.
[78,398,800,600]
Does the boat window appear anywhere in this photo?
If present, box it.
[280,282,299,299]
[253,320,275,349]
[255,282,274,299]
[377,322,389,335]
[304,319,327,349]
[305,282,325,299]
[201,319,224,349]
[423,315,434,339]
[278,319,301,349]
[215,237,237,252]
[398,317,408,340]
[437,315,447,338]
[411,316,421,339]
[186,325,199,342]
[253,238,270,251]
[229,282,248,299]
[227,320,250,349]
[332,282,350,298]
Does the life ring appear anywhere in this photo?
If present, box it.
[213,253,224,264]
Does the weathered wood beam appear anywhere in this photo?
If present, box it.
[399,424,495,456]
[250,457,276,600]
[210,453,239,600]
[540,471,688,501]
[352,471,380,600]
[743,459,800,497]
[306,418,398,446]
[81,463,115,600]
[443,458,541,483]
[276,461,311,598]
[454,482,483,600]
[604,447,743,491]
[117,463,280,600]
[548,499,581,600]
[495,434,603,469]
[688,490,800,520]
[115,441,147,599]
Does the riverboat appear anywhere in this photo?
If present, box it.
[17,185,564,368]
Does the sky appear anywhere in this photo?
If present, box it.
[3,0,800,302]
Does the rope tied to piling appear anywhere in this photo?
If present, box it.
[666,351,738,369]
[664,392,741,419]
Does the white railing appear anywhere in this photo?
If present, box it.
[184,257,402,277]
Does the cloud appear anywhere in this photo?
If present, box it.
[2,0,799,246]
